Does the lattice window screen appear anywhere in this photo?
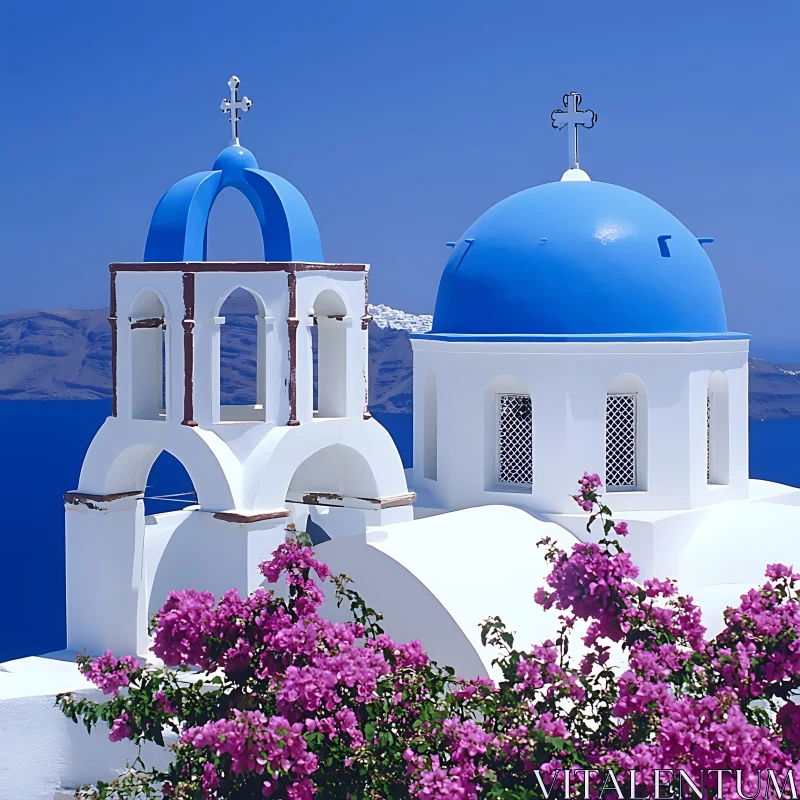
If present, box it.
[706,394,712,482]
[606,393,637,489]
[498,394,533,485]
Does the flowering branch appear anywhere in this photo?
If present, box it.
[58,479,800,799]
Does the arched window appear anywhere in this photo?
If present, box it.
[129,290,167,421]
[312,290,348,418]
[217,287,266,422]
[423,371,438,480]
[606,374,648,491]
[707,371,730,485]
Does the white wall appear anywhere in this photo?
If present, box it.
[412,338,750,515]
[0,661,173,800]
[143,509,289,616]
[66,496,149,657]
[310,505,585,681]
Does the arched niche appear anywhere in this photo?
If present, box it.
[606,373,648,492]
[707,370,730,485]
[249,416,409,513]
[423,371,438,481]
[311,289,349,418]
[214,286,268,422]
[288,443,379,502]
[128,288,168,421]
[483,375,532,493]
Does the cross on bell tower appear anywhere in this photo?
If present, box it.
[550,91,596,172]
[220,76,252,146]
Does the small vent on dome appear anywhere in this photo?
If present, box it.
[657,235,672,258]
[451,238,475,273]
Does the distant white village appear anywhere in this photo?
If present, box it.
[4,81,800,799]
[367,304,432,334]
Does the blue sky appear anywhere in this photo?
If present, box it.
[1,0,798,358]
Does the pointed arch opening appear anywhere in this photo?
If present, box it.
[129,289,168,421]
[144,450,198,515]
[285,444,380,541]
[311,290,348,418]
[606,373,648,492]
[423,371,438,480]
[204,186,266,262]
[707,371,730,485]
[216,287,267,422]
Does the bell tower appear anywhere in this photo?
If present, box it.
[65,78,414,657]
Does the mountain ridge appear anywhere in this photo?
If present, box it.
[0,303,798,419]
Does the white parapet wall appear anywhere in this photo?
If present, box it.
[0,654,173,800]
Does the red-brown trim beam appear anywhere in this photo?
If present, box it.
[182,272,198,427]
[64,489,144,506]
[110,262,368,274]
[286,268,300,426]
[129,317,165,329]
[213,509,291,524]
[108,271,118,417]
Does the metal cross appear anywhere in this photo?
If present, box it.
[550,92,596,171]
[220,76,252,146]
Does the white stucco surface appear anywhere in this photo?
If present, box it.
[314,505,582,680]
[411,337,750,515]
[0,654,172,800]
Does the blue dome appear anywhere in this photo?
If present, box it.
[212,144,259,173]
[431,181,735,340]
[143,146,323,263]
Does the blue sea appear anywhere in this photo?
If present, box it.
[0,401,798,662]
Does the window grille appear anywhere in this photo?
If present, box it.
[606,393,637,489]
[498,394,532,485]
[706,393,712,482]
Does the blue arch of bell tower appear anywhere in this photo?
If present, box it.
[143,145,323,262]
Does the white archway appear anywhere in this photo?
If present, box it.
[250,417,412,518]
[67,422,243,656]
[77,419,239,511]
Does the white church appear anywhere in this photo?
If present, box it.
[3,82,800,798]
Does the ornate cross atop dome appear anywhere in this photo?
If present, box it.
[220,75,252,146]
[550,91,596,176]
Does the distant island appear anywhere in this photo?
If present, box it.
[0,301,797,419]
